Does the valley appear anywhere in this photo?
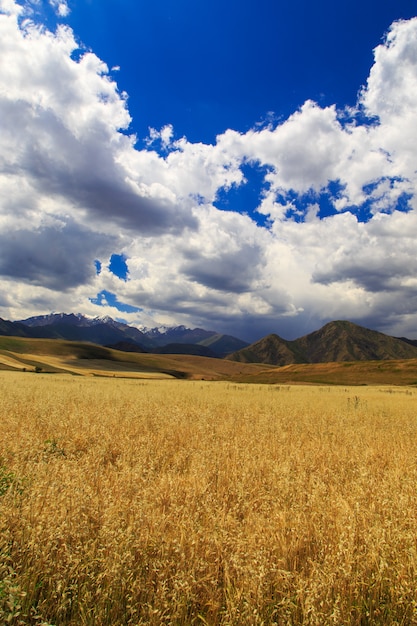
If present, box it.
[2,335,417,385]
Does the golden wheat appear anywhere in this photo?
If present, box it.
[1,372,417,625]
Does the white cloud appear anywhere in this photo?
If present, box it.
[0,5,198,239]
[49,0,70,17]
[1,2,417,340]
[359,18,417,204]
[0,0,21,15]
[146,124,174,150]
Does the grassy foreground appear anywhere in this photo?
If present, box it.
[1,373,417,625]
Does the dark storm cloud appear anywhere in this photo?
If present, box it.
[182,243,264,293]
[0,223,114,290]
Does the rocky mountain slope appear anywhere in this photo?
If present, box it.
[226,320,417,365]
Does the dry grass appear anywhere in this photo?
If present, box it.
[0,336,270,380]
[1,372,417,625]
[236,358,417,386]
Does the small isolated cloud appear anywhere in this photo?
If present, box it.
[146,124,175,150]
[49,0,70,17]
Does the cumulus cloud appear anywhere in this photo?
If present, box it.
[181,207,266,293]
[1,1,417,340]
[0,6,196,236]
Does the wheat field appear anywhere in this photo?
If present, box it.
[1,371,417,625]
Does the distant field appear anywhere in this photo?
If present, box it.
[1,372,417,625]
[2,335,417,385]
[0,336,269,380]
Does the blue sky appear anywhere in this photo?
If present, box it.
[64,0,414,144]
[1,0,417,341]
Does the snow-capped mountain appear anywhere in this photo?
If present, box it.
[18,313,152,347]
[14,313,249,357]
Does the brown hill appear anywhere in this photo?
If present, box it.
[230,358,417,386]
[227,333,304,366]
[0,336,269,381]
[227,320,417,365]
[2,335,417,386]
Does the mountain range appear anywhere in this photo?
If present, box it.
[9,313,248,358]
[1,314,417,365]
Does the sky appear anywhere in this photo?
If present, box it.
[1,0,417,341]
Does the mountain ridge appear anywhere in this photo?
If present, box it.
[226,320,417,365]
[2,314,417,364]
[14,313,248,358]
